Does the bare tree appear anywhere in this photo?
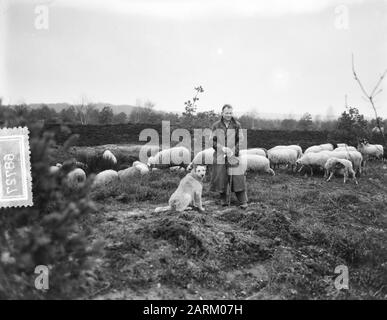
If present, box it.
[351,54,387,143]
[75,95,88,125]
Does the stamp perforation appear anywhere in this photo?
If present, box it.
[0,126,33,208]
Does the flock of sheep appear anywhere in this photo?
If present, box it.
[50,140,385,190]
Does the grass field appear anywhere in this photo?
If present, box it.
[63,144,387,300]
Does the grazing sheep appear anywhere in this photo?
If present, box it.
[296,151,332,176]
[132,161,150,175]
[229,154,275,175]
[93,169,119,187]
[305,143,334,154]
[102,150,117,165]
[66,168,86,190]
[334,146,357,152]
[268,148,298,170]
[188,148,215,169]
[325,158,358,184]
[147,146,190,168]
[297,150,363,177]
[118,166,141,183]
[331,150,363,175]
[270,145,303,159]
[239,148,268,158]
[357,141,384,165]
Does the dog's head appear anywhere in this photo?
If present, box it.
[192,165,207,180]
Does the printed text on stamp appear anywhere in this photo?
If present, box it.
[0,127,33,208]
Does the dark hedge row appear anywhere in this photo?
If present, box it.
[44,123,333,149]
[44,123,386,149]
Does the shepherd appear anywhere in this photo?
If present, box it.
[210,104,248,209]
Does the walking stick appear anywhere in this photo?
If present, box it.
[228,171,232,206]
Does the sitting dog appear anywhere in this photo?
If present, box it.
[154,165,206,213]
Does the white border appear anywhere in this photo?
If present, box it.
[0,135,28,202]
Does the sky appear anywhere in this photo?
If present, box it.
[1,0,387,118]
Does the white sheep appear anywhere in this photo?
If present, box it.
[357,141,384,165]
[297,149,363,177]
[325,157,358,184]
[239,148,268,158]
[296,151,332,176]
[93,169,119,188]
[331,150,363,175]
[229,154,275,175]
[267,148,298,170]
[304,143,334,154]
[320,143,334,151]
[270,145,303,159]
[147,146,190,168]
[66,168,86,190]
[118,166,141,183]
[334,146,357,152]
[189,147,215,168]
[132,161,150,175]
[102,150,117,165]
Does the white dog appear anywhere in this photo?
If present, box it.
[154,165,206,213]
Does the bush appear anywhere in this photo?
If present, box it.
[0,122,101,299]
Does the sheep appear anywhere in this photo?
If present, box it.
[229,154,275,175]
[239,148,268,158]
[331,150,363,175]
[320,143,334,151]
[334,146,357,152]
[267,148,298,171]
[93,169,119,188]
[325,158,358,184]
[296,151,332,176]
[118,166,141,184]
[188,148,215,170]
[357,141,384,166]
[297,150,363,177]
[304,143,334,154]
[102,150,117,165]
[132,161,150,175]
[66,168,86,190]
[270,145,303,159]
[147,146,190,168]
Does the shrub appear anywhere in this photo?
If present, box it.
[0,122,101,299]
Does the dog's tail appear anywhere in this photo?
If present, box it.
[154,206,171,213]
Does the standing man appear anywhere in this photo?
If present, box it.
[210,104,248,209]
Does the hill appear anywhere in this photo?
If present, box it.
[28,102,137,115]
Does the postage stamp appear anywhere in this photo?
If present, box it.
[0,127,33,208]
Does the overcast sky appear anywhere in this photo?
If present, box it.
[1,0,387,118]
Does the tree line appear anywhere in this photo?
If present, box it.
[0,100,386,137]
